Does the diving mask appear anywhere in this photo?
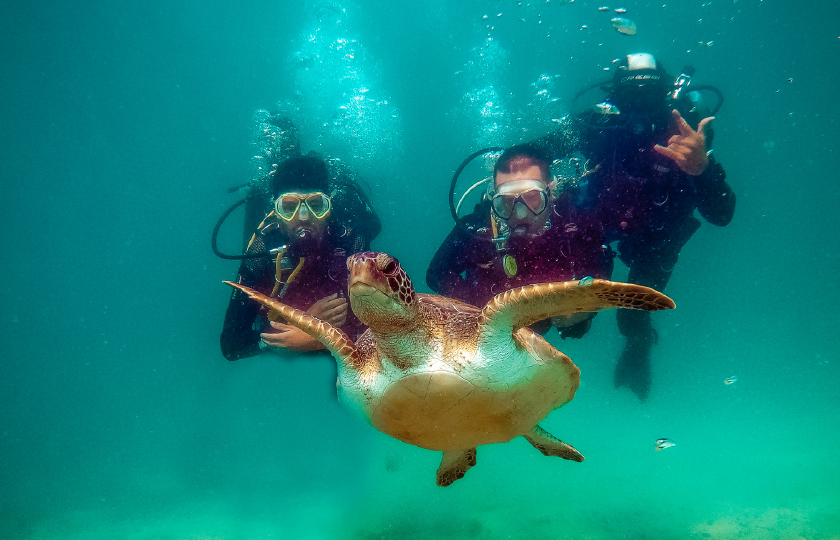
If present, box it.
[274,192,331,221]
[491,179,549,220]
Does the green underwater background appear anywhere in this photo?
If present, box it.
[2,0,839,538]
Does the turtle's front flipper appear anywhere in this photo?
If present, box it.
[477,280,675,341]
[436,448,477,487]
[524,425,584,462]
[224,281,360,369]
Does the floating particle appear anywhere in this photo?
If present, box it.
[611,16,637,34]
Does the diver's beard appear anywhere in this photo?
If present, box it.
[506,216,549,238]
[292,228,324,255]
[510,224,535,237]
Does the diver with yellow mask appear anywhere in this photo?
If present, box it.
[220,155,372,359]
[213,113,381,261]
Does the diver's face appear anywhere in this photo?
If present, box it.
[613,79,668,114]
[276,191,330,247]
[493,165,551,237]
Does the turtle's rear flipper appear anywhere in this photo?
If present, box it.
[436,448,477,487]
[524,425,584,462]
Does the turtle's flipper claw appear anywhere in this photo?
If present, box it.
[436,448,477,487]
[524,425,584,462]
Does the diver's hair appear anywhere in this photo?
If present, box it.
[494,144,551,183]
[272,154,330,197]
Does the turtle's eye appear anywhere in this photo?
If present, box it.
[382,260,398,276]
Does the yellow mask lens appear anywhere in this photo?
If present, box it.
[304,193,330,218]
[275,192,331,221]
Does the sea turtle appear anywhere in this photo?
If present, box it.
[225,251,674,486]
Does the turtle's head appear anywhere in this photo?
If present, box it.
[347,252,417,332]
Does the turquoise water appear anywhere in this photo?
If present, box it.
[2,0,839,538]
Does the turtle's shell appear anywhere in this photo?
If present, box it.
[366,295,580,451]
[224,255,674,483]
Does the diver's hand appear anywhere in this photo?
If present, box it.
[261,322,325,352]
[654,110,712,176]
[305,293,348,328]
[258,294,347,353]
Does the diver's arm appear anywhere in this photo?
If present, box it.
[260,292,347,352]
[220,283,263,360]
[693,156,735,226]
[654,112,712,176]
[220,251,272,361]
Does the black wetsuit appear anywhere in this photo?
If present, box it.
[426,194,612,337]
[220,230,368,361]
[531,106,735,399]
[222,159,380,361]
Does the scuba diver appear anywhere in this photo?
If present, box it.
[427,144,613,338]
[528,52,736,401]
[219,154,375,359]
[215,113,381,260]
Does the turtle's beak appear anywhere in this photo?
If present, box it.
[348,282,378,297]
[347,252,391,296]
[348,278,398,330]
